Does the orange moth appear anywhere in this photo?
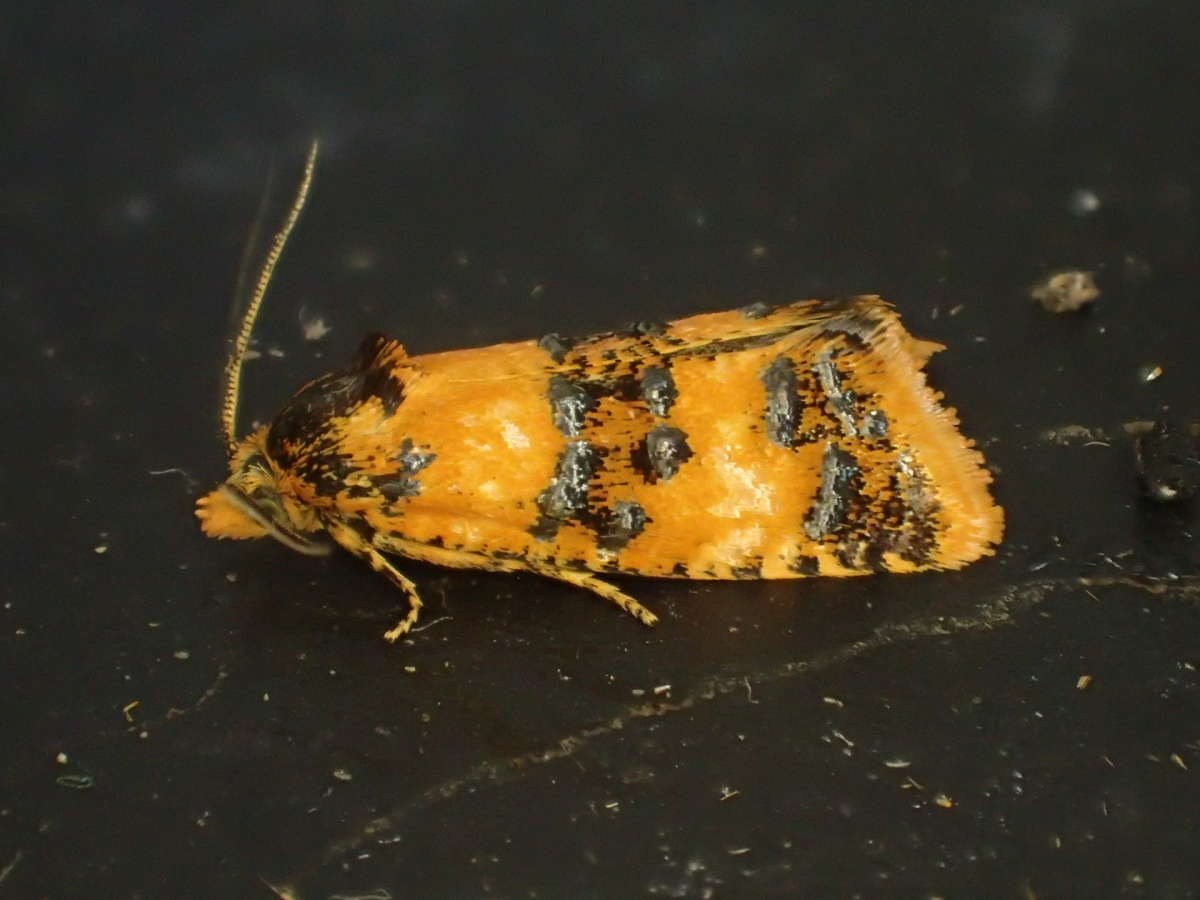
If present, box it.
[197,143,1004,641]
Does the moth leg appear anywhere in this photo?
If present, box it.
[370,551,424,642]
[325,520,423,642]
[542,567,659,627]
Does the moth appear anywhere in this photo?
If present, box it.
[198,143,1004,641]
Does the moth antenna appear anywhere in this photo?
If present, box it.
[220,139,320,456]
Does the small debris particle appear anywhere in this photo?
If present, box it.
[1122,254,1153,283]
[743,678,758,704]
[1126,871,1145,886]
[719,786,740,801]
[1133,421,1200,502]
[652,684,671,696]
[1139,363,1164,383]
[299,309,331,342]
[822,696,844,708]
[332,768,353,782]
[267,346,285,359]
[631,688,645,697]
[530,283,545,299]
[403,665,417,674]
[410,615,452,633]
[831,730,855,748]
[94,544,109,555]
[1076,675,1093,690]
[1030,270,1100,312]
[122,700,140,723]
[55,752,68,765]
[345,247,376,271]
[452,249,470,268]
[56,773,94,790]
[1068,188,1101,215]
[173,650,190,660]
[748,242,769,261]
[1040,424,1109,446]
[604,800,619,811]
[883,758,911,769]
[225,572,238,583]
[1169,753,1188,771]
[934,793,955,808]
[948,303,965,316]
[727,846,751,856]
[262,693,270,702]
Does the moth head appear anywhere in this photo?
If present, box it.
[196,430,331,556]
[196,140,330,558]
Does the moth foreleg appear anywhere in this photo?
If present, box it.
[325,519,423,642]
[541,567,660,627]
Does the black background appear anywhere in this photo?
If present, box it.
[4,2,1200,897]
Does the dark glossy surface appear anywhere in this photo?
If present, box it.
[4,3,1200,897]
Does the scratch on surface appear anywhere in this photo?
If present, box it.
[165,665,229,720]
[148,466,200,492]
[0,850,23,886]
[278,573,1200,894]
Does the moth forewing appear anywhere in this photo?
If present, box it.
[198,149,1003,642]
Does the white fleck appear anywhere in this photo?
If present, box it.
[501,421,531,450]
[173,650,190,660]
[56,752,68,765]
[706,526,766,563]
[705,448,776,517]
[475,480,505,500]
[345,247,376,271]
[299,307,331,341]
[94,544,109,554]
[1069,188,1101,215]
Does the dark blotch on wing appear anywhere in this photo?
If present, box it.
[532,441,599,540]
[633,425,694,483]
[814,354,859,436]
[761,356,800,448]
[268,335,407,467]
[804,443,862,540]
[598,500,649,551]
[789,555,820,575]
[863,409,889,438]
[538,332,575,364]
[731,558,763,579]
[396,437,436,474]
[548,375,597,437]
[621,320,668,336]
[740,301,775,319]
[640,366,678,418]
[362,438,437,502]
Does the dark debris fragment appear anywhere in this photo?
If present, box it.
[1131,421,1200,503]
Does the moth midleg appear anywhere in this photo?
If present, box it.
[372,533,528,574]
[324,520,424,642]
[539,567,660,627]
[375,534,658,626]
